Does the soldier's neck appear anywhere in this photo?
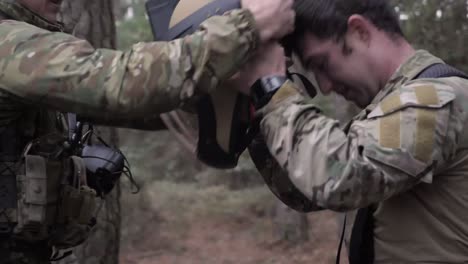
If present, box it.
[379,39,416,90]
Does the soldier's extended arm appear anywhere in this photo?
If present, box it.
[0,9,258,121]
[257,80,459,211]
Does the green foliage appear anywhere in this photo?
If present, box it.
[116,0,153,49]
[392,0,468,71]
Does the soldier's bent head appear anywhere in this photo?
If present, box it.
[285,0,410,108]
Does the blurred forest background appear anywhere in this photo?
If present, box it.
[56,0,468,263]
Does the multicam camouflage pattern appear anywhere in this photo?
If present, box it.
[0,0,258,125]
[0,0,259,262]
[257,50,468,262]
[0,0,64,32]
[259,50,452,209]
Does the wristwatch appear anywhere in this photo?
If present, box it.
[250,75,288,110]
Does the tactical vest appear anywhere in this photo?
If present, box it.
[0,10,97,256]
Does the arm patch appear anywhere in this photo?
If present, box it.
[415,108,437,162]
[364,82,455,180]
[369,83,454,118]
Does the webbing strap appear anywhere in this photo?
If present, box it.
[416,63,468,79]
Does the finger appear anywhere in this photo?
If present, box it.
[276,45,285,57]
[263,42,281,53]
[288,10,295,25]
[279,45,285,54]
[279,10,295,35]
[240,0,251,8]
[286,11,295,33]
[283,0,293,9]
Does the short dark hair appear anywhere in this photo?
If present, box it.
[284,0,404,53]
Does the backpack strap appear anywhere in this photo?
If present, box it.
[415,63,468,79]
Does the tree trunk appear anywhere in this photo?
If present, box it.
[58,1,120,264]
[60,0,117,48]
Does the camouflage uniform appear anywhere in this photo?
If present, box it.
[255,50,468,262]
[0,0,258,263]
[0,0,258,124]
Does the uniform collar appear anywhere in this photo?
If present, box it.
[366,50,444,111]
[0,0,64,32]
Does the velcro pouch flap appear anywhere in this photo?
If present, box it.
[24,155,47,224]
[25,155,47,205]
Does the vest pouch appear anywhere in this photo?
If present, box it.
[13,155,97,249]
[49,185,96,249]
[14,155,49,241]
[48,156,97,249]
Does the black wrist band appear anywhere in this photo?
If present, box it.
[250,76,287,110]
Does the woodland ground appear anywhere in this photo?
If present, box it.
[119,180,348,264]
[117,130,349,264]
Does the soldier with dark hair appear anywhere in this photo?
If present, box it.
[292,0,405,40]
[230,0,468,263]
[0,0,295,263]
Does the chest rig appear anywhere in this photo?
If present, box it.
[0,8,98,255]
[0,98,98,249]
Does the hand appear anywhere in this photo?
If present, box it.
[241,0,295,42]
[229,43,287,95]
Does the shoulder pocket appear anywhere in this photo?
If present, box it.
[368,83,455,118]
[363,83,455,183]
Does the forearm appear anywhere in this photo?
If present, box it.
[259,85,422,211]
[0,9,258,119]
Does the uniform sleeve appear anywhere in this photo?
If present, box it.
[0,9,258,120]
[258,80,460,211]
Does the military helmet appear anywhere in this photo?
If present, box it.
[170,0,214,27]
[146,0,252,169]
[147,0,240,41]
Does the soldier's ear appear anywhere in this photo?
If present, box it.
[347,15,371,45]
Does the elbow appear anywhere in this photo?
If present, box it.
[319,195,364,212]
[315,182,367,212]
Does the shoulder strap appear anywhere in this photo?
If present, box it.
[415,63,468,80]
[67,113,77,141]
